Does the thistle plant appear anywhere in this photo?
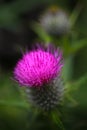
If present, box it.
[14,44,64,111]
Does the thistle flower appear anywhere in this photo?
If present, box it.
[14,44,64,110]
[40,6,71,36]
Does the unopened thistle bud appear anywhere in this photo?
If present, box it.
[14,44,64,111]
[40,6,71,36]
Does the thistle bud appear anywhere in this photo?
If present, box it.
[40,6,71,36]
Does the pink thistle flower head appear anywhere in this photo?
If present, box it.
[14,44,63,88]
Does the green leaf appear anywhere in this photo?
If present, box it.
[31,22,51,43]
[64,74,87,106]
[69,39,87,54]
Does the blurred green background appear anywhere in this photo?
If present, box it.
[0,0,87,130]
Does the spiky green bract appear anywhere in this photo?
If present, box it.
[26,78,64,111]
